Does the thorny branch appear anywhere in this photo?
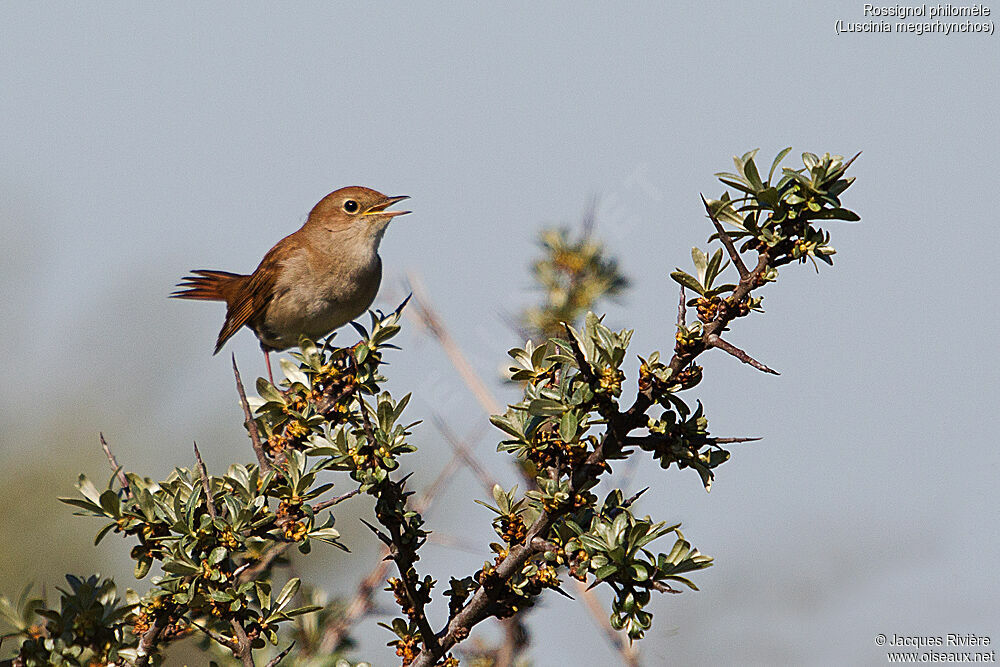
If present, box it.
[193,442,217,520]
[401,275,646,665]
[705,334,779,375]
[233,355,272,475]
[230,618,256,667]
[133,618,165,667]
[702,193,749,279]
[100,433,131,499]
[410,228,782,666]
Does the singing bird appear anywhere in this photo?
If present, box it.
[172,186,410,381]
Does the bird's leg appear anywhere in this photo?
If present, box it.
[264,349,275,385]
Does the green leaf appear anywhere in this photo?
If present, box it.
[76,474,102,505]
[94,522,116,545]
[811,208,860,221]
[279,359,310,387]
[767,147,792,184]
[527,399,565,417]
[275,578,301,612]
[134,554,152,579]
[743,156,764,191]
[256,378,284,404]
[559,411,578,442]
[308,527,341,541]
[59,497,103,514]
[161,560,200,575]
[99,489,121,517]
[670,270,704,296]
[691,247,708,284]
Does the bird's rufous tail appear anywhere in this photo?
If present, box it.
[171,270,246,303]
[171,270,251,353]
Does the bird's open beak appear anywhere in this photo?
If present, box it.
[364,195,410,218]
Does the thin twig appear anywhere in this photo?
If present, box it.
[233,354,272,474]
[312,488,361,512]
[405,272,503,415]
[431,415,497,491]
[677,285,686,328]
[705,334,779,375]
[647,581,682,595]
[189,618,238,650]
[701,194,749,279]
[100,433,132,499]
[264,642,295,667]
[413,392,646,666]
[622,487,650,508]
[237,543,291,584]
[711,437,762,445]
[356,395,378,446]
[193,442,217,520]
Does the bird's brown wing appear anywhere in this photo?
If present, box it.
[213,244,286,354]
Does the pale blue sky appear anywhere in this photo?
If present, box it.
[1,3,998,665]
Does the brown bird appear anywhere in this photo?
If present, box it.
[172,186,409,382]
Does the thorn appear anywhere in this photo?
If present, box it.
[711,437,762,445]
[100,433,132,499]
[193,441,217,520]
[623,487,650,508]
[842,151,862,171]
[359,518,392,546]
[265,641,296,667]
[706,334,779,375]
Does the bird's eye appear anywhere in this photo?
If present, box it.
[343,200,359,213]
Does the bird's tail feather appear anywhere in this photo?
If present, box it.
[171,270,246,303]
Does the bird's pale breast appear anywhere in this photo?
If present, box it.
[259,249,382,350]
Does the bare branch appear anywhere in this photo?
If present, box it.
[312,488,361,512]
[264,642,295,667]
[100,433,131,499]
[405,272,503,415]
[189,618,238,650]
[237,543,291,584]
[677,285,686,328]
[230,619,256,667]
[622,487,650,508]
[356,394,378,447]
[193,442,217,520]
[648,581,682,595]
[705,334,779,375]
[134,617,165,667]
[529,537,560,553]
[233,354,272,474]
[426,531,487,555]
[701,193,749,279]
[431,415,497,491]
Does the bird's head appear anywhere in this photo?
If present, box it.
[307,186,410,244]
